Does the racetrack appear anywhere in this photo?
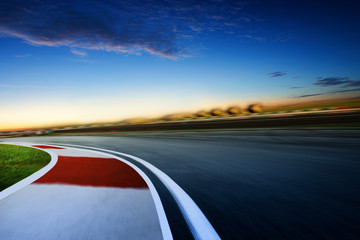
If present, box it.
[4,128,360,239]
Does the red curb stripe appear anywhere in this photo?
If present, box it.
[32,145,66,149]
[33,156,148,188]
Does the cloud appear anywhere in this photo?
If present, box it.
[268,71,286,78]
[293,88,360,98]
[295,93,324,98]
[313,77,352,86]
[330,87,360,94]
[280,85,302,89]
[0,0,250,58]
[313,77,360,89]
[344,81,360,87]
[70,49,87,57]
[14,54,31,58]
[239,34,266,42]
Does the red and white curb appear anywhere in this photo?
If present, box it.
[0,143,172,240]
[58,143,221,240]
[0,142,221,240]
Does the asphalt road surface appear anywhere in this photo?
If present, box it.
[4,128,360,239]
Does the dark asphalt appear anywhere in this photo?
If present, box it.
[4,129,360,239]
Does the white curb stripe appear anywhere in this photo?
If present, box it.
[0,143,58,201]
[56,143,221,240]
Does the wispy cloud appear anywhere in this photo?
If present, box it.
[14,54,31,58]
[313,77,352,86]
[70,49,88,57]
[331,88,360,94]
[295,93,324,98]
[313,77,360,89]
[239,34,266,42]
[345,81,360,87]
[0,0,250,59]
[268,71,286,78]
[293,88,360,98]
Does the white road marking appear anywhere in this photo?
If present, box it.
[35,148,113,158]
[56,143,221,240]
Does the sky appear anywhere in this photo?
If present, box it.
[1,0,360,130]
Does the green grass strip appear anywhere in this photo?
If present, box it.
[0,144,51,191]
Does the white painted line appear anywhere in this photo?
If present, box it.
[32,144,173,240]
[33,148,113,158]
[0,143,58,201]
[56,143,221,240]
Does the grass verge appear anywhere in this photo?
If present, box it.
[0,144,51,191]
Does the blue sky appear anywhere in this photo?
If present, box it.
[1,0,360,130]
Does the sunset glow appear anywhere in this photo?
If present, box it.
[1,1,359,130]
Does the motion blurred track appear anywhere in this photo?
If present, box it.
[5,129,360,239]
